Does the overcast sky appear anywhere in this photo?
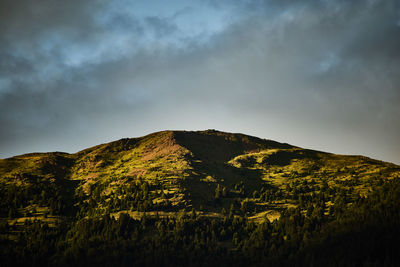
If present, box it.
[1,0,399,163]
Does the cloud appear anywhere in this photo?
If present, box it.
[0,0,399,163]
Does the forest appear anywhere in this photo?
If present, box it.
[1,177,400,266]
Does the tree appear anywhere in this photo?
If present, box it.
[215,184,222,199]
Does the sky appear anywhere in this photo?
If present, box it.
[0,0,400,164]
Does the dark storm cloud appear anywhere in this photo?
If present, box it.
[0,0,399,163]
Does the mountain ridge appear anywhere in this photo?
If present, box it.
[4,129,385,163]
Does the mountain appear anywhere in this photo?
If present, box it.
[1,130,400,266]
[1,129,399,220]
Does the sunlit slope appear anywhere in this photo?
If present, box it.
[1,130,400,222]
[70,131,192,199]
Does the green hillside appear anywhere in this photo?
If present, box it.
[1,130,400,266]
[1,130,398,221]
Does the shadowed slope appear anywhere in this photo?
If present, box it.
[174,129,293,162]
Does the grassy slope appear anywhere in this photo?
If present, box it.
[1,130,400,224]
